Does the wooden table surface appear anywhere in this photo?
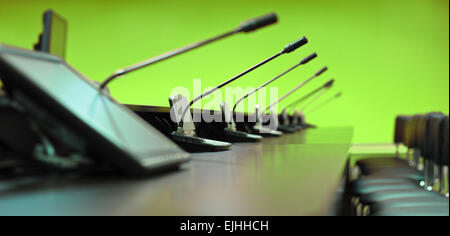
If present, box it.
[0,126,353,216]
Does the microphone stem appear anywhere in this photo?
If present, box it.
[180,52,283,124]
[300,88,328,111]
[100,29,238,89]
[304,92,341,115]
[262,74,317,114]
[232,61,303,114]
[284,85,325,112]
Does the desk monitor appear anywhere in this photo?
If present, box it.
[34,10,67,59]
[0,44,190,175]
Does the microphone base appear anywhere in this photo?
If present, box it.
[277,125,296,133]
[223,128,263,143]
[171,132,232,152]
[292,123,315,130]
[289,124,305,132]
[252,127,283,137]
[304,123,317,129]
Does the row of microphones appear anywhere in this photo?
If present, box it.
[263,67,329,114]
[253,67,330,136]
[232,52,318,114]
[217,52,318,142]
[97,11,339,152]
[280,79,335,130]
[180,36,309,124]
[171,37,310,151]
[301,83,334,111]
[290,87,341,131]
[99,13,278,89]
[305,92,342,115]
[284,79,334,112]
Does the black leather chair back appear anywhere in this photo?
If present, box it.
[413,115,428,150]
[402,116,416,148]
[394,116,409,145]
[424,113,445,162]
[439,116,449,166]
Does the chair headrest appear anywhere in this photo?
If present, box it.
[439,116,449,166]
[413,115,428,149]
[424,113,445,161]
[394,115,410,144]
[402,116,416,148]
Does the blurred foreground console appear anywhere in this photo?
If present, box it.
[0,44,190,176]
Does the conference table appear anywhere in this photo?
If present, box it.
[0,126,353,216]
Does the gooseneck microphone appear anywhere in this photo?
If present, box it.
[300,82,334,111]
[262,67,328,114]
[305,92,342,114]
[286,80,335,130]
[217,52,317,143]
[99,13,278,89]
[284,78,334,111]
[232,52,317,114]
[179,36,309,124]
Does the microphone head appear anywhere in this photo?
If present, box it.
[300,52,318,65]
[314,66,328,76]
[324,79,335,88]
[237,13,278,33]
[282,37,308,54]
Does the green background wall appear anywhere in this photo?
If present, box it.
[1,0,448,143]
